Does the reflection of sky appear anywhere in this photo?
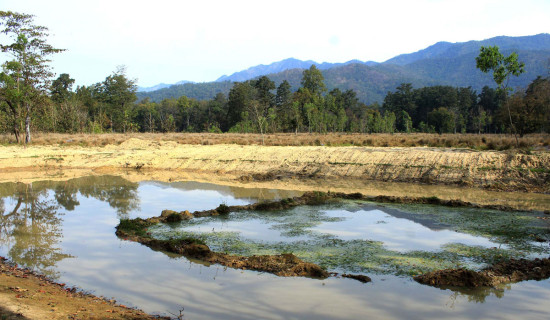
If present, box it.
[131,182,252,219]
[311,209,500,252]
[182,218,309,243]
[1,180,550,319]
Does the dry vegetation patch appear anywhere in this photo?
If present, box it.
[1,132,549,151]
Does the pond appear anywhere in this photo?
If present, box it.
[0,175,549,319]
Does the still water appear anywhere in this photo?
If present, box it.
[0,176,548,319]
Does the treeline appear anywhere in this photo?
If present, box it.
[1,12,548,142]
[1,65,548,137]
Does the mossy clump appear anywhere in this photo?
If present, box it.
[166,212,184,222]
[423,196,441,204]
[168,237,207,246]
[304,191,330,205]
[117,218,153,237]
[216,203,230,215]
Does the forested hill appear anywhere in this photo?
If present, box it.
[137,34,550,104]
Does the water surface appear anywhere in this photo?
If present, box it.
[0,175,548,319]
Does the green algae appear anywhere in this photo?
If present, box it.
[145,200,550,277]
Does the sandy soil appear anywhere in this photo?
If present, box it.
[0,138,549,190]
[0,138,549,210]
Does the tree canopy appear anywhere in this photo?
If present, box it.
[0,11,64,143]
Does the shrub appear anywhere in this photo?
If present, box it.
[216,203,230,215]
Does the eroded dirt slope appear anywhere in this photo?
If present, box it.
[0,138,547,192]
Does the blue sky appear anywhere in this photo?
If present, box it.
[2,0,549,87]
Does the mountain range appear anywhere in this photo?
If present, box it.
[137,80,194,92]
[137,33,550,104]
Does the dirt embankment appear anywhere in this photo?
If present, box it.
[414,258,550,288]
[0,138,548,193]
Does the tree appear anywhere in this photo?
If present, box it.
[50,73,75,104]
[226,81,256,131]
[93,66,137,132]
[275,80,293,131]
[383,83,416,118]
[301,65,326,96]
[476,46,525,143]
[428,107,455,134]
[504,76,550,136]
[253,76,275,107]
[0,11,64,143]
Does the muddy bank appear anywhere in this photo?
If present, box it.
[116,222,329,279]
[1,167,548,212]
[414,258,550,288]
[0,138,548,193]
[0,257,167,320]
[157,191,545,217]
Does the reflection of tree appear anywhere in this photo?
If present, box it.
[445,283,511,307]
[0,175,140,278]
[46,175,140,217]
[54,184,80,211]
[0,183,72,279]
[69,176,140,217]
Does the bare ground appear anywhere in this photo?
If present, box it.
[0,138,548,190]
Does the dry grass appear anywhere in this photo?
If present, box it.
[0,132,549,151]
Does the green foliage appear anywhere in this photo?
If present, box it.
[301,65,326,96]
[501,76,550,136]
[476,46,525,91]
[92,66,137,132]
[0,11,65,143]
[428,107,455,134]
[166,212,184,223]
[50,73,75,104]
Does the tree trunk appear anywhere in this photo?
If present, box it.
[505,102,519,147]
[25,104,31,144]
[13,123,20,143]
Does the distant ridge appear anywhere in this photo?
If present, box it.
[215,58,379,82]
[384,33,550,65]
[137,33,550,104]
[137,80,193,92]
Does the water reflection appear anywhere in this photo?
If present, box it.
[0,183,70,278]
[0,176,548,319]
[0,176,297,279]
[0,176,140,278]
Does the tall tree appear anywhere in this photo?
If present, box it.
[275,80,293,131]
[0,11,64,143]
[301,65,326,96]
[226,81,256,131]
[476,46,525,143]
[93,66,137,132]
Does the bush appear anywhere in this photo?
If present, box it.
[216,203,230,215]
[166,212,184,222]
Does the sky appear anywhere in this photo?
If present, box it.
[2,0,549,88]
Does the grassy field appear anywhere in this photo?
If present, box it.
[1,132,549,151]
